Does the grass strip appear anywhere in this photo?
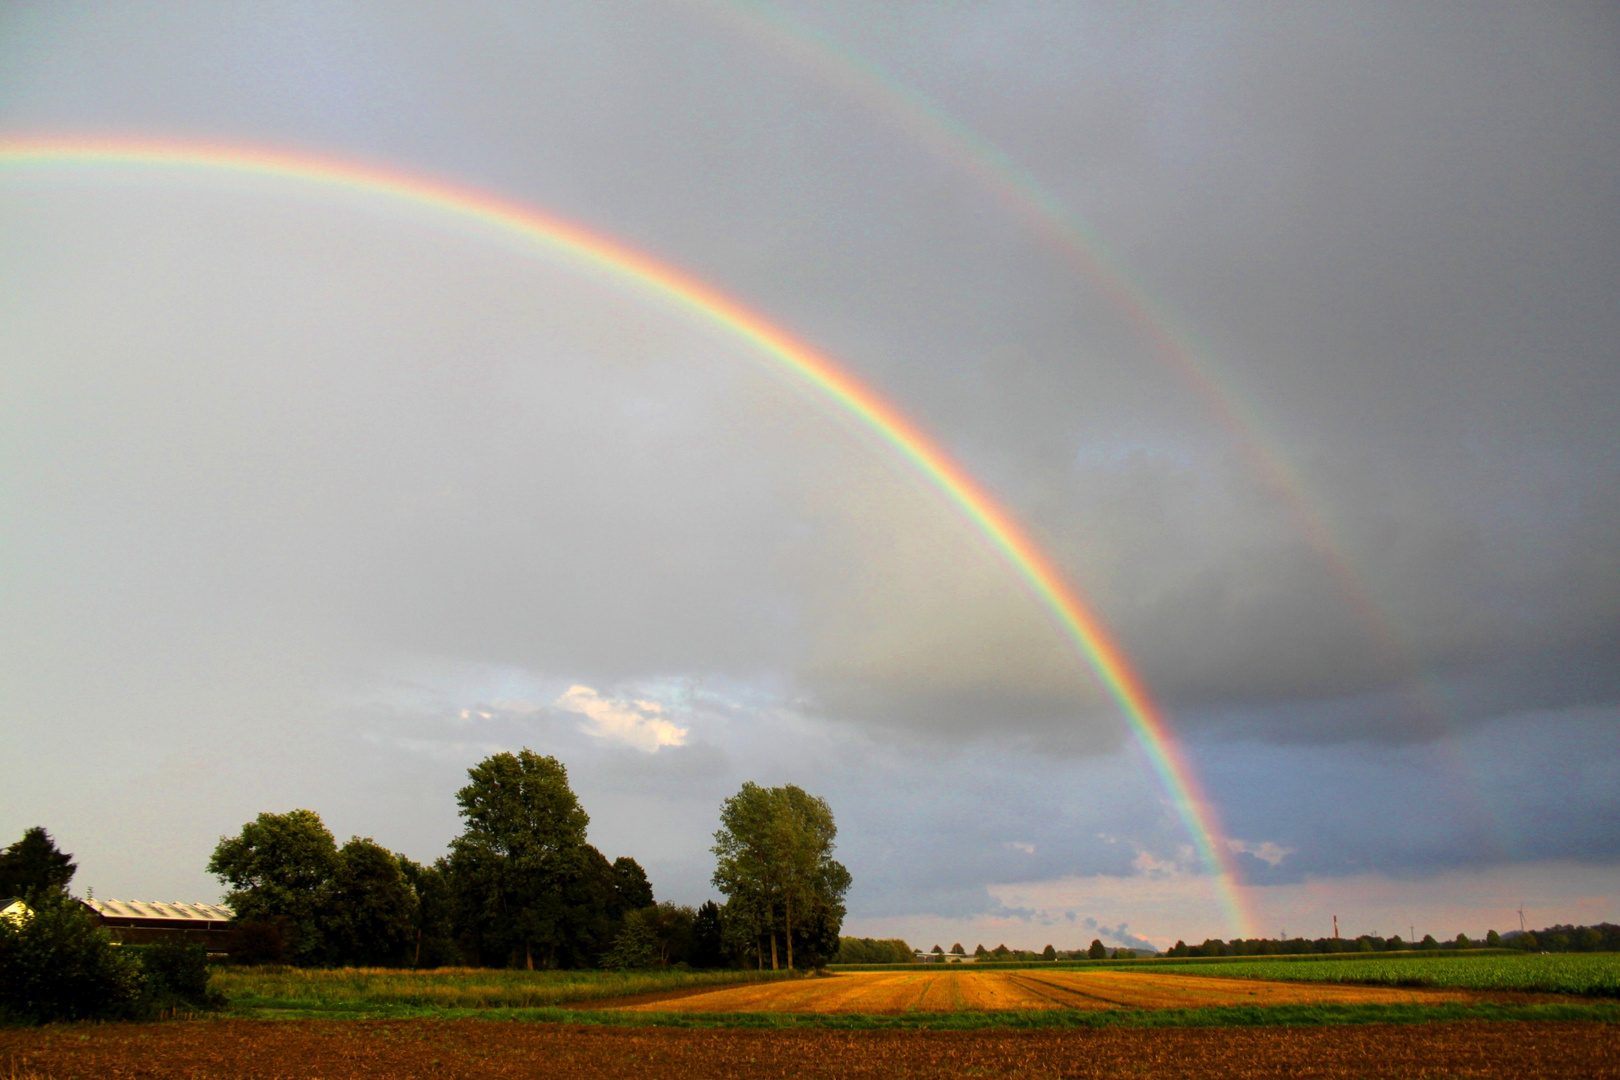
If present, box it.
[223,1000,1620,1030]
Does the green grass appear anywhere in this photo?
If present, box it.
[1147,953,1620,997]
[213,966,790,1013]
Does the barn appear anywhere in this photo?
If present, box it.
[80,898,235,946]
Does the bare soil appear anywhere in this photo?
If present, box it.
[4,1018,1618,1079]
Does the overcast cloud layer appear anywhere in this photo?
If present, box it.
[2,1,1616,946]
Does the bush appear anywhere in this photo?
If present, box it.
[0,897,143,1023]
[128,941,225,1015]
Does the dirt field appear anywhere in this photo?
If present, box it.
[4,1018,1618,1079]
[602,969,1504,1013]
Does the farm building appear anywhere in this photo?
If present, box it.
[80,898,234,946]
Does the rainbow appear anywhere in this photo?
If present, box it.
[693,1,1511,857]
[0,136,1255,936]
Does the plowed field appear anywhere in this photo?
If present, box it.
[4,1018,1618,1078]
[602,969,1507,1013]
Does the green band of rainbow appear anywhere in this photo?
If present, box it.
[0,136,1254,938]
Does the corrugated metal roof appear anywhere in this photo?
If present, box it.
[83,899,234,922]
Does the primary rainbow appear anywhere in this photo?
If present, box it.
[0,135,1255,937]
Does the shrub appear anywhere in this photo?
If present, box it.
[0,897,143,1023]
[129,941,225,1015]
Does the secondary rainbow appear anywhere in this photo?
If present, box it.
[0,136,1255,937]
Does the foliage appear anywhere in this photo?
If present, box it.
[0,893,143,1022]
[0,827,77,903]
[325,837,416,966]
[209,809,338,965]
[711,782,849,970]
[1088,939,1107,959]
[446,749,631,969]
[611,858,654,911]
[833,937,914,965]
[691,900,726,969]
[398,856,458,968]
[128,941,225,1015]
[601,910,663,969]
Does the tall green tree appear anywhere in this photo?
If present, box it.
[691,900,726,969]
[711,782,850,970]
[611,857,654,911]
[208,810,337,964]
[446,749,596,969]
[0,827,77,902]
[324,837,415,966]
[398,856,457,968]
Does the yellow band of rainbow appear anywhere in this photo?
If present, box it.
[0,136,1253,938]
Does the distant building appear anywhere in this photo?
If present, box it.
[912,948,977,963]
[0,897,30,926]
[80,899,234,947]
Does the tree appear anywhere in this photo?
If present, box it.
[0,827,77,902]
[446,749,594,969]
[601,909,662,969]
[711,782,849,970]
[208,810,338,964]
[399,856,457,967]
[1485,929,1502,947]
[612,857,654,912]
[1042,944,1057,961]
[974,944,988,958]
[692,900,726,968]
[325,837,415,966]
[950,942,966,956]
[1088,938,1108,960]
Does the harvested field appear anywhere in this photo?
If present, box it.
[4,1018,1618,1078]
[602,969,1508,1014]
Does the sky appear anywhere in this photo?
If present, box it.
[1,1,1617,952]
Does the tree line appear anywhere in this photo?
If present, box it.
[1160,924,1620,957]
[209,749,851,970]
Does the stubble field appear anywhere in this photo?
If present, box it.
[600,968,1513,1014]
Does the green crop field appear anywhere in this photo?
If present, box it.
[213,966,790,1015]
[1150,953,1620,997]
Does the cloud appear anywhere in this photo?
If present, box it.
[1226,839,1294,868]
[555,685,688,753]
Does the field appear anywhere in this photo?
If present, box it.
[5,1018,1620,1078]
[211,965,789,1014]
[601,968,1507,1014]
[7,958,1620,1078]
[1147,953,1620,997]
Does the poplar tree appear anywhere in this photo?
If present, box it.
[711,782,849,970]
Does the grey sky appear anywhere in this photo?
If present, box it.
[2,1,1616,946]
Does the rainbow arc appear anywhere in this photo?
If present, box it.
[0,137,1255,937]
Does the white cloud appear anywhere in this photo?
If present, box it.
[1006,841,1035,855]
[555,684,688,752]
